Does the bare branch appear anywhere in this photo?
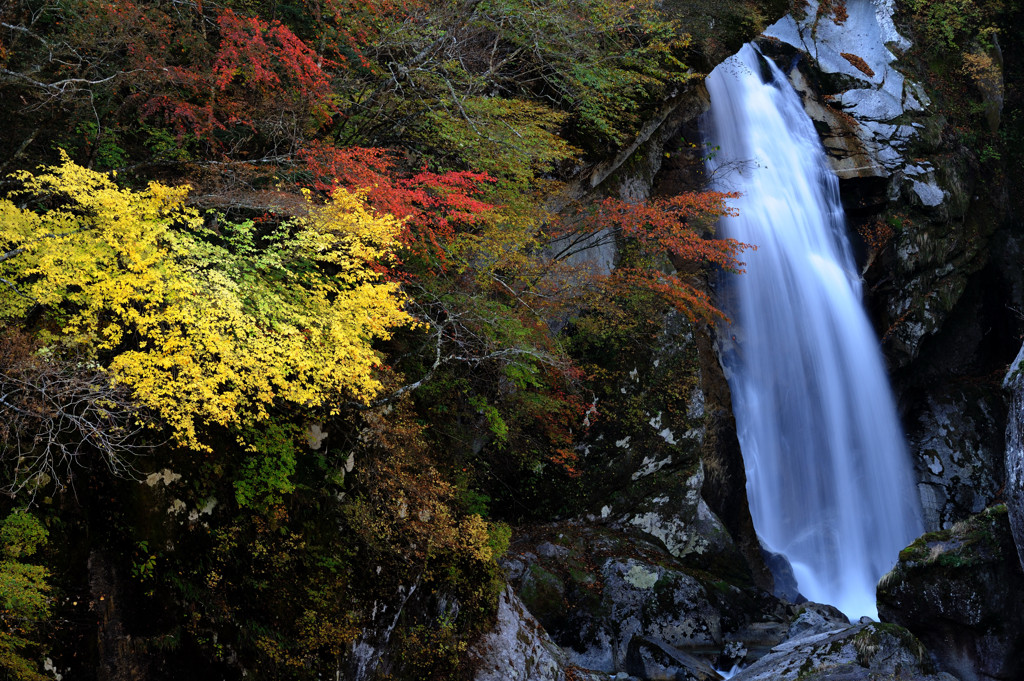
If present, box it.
[0,333,158,501]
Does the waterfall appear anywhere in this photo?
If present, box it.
[703,44,922,619]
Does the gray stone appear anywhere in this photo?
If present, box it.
[1003,344,1024,573]
[877,506,1024,681]
[729,621,957,681]
[612,464,735,562]
[839,86,904,121]
[759,546,801,603]
[506,524,788,676]
[537,542,571,560]
[625,636,722,681]
[469,587,579,681]
[784,603,849,642]
[760,0,943,193]
[909,390,1004,531]
[910,178,947,208]
[763,0,904,87]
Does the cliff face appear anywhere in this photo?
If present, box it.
[1002,350,1024,574]
[487,0,1024,678]
[3,0,1018,677]
[747,0,1021,534]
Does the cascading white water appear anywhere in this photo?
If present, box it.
[703,44,922,619]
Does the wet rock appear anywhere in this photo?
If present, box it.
[759,546,801,603]
[877,506,1024,681]
[506,524,788,676]
[730,621,957,681]
[721,621,788,666]
[784,603,849,641]
[907,388,1005,531]
[625,636,721,681]
[1004,345,1024,573]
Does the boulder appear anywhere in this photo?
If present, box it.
[603,461,750,585]
[877,506,1024,681]
[783,603,849,641]
[469,586,616,681]
[729,621,958,681]
[505,524,788,676]
[759,546,801,603]
[625,637,721,681]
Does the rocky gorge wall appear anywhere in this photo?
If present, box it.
[751,1,1024,678]
[753,0,1021,533]
[469,0,1024,679]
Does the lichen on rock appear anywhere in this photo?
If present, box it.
[877,506,1024,681]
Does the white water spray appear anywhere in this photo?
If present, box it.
[703,44,922,619]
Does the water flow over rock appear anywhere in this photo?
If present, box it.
[703,44,922,619]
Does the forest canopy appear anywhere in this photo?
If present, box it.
[0,0,754,678]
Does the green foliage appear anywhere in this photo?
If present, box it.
[234,425,299,511]
[0,511,50,681]
[465,0,691,146]
[425,96,578,187]
[0,513,47,560]
[486,521,511,558]
[73,123,129,171]
[141,126,196,164]
[459,487,493,517]
[131,541,158,587]
[468,396,510,443]
[904,0,999,50]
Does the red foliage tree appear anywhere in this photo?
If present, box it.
[560,192,752,323]
[107,4,341,144]
[299,142,497,264]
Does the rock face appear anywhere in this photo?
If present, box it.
[1003,346,1024,573]
[877,506,1024,681]
[565,305,773,596]
[754,0,1020,538]
[756,0,983,368]
[504,524,788,676]
[469,587,576,681]
[762,0,923,182]
[909,388,1005,530]
[730,621,957,681]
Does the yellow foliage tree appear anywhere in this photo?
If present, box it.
[0,155,412,449]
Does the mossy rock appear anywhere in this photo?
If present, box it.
[504,523,786,674]
[878,505,1024,681]
[730,621,952,681]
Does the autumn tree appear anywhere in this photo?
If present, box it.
[0,156,412,453]
[562,192,751,323]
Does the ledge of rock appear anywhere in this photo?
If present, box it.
[877,506,1024,681]
[503,523,788,676]
[730,620,958,681]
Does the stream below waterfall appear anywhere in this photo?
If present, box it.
[703,44,923,619]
